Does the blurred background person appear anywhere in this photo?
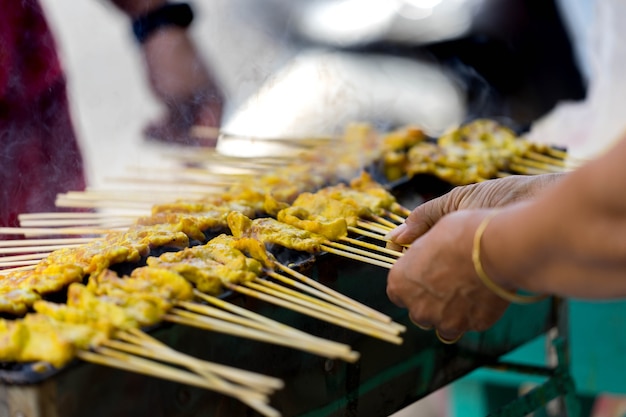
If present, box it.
[0,0,223,231]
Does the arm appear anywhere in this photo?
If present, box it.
[386,133,626,340]
[107,0,224,145]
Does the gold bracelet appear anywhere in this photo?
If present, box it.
[472,211,548,304]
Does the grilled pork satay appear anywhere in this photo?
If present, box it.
[228,212,326,254]
[0,313,109,368]
[147,235,263,294]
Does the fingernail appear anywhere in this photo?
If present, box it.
[384,223,407,241]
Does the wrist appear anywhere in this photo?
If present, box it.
[131,2,194,44]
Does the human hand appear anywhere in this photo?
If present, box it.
[386,209,511,341]
[387,173,562,250]
[141,27,224,146]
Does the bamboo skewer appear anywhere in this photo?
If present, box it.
[226,283,401,345]
[0,237,95,247]
[166,309,359,362]
[274,262,397,325]
[347,226,387,242]
[100,339,267,401]
[321,245,393,269]
[339,236,403,258]
[323,241,398,265]
[190,291,357,356]
[122,328,284,391]
[0,244,82,255]
[0,265,36,273]
[371,215,398,229]
[0,253,52,263]
[80,348,280,417]
[384,210,406,224]
[249,277,402,337]
[0,260,39,267]
[0,227,117,236]
[392,203,411,217]
[511,156,565,173]
[356,220,393,234]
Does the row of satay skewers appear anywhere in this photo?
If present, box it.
[0,146,410,417]
[0,119,569,416]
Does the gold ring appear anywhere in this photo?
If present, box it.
[435,329,463,344]
[409,317,433,331]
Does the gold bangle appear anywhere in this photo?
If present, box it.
[472,211,548,304]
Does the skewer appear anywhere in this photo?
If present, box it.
[392,203,411,217]
[0,227,116,236]
[101,339,268,400]
[123,328,284,391]
[0,260,39,267]
[511,156,565,173]
[18,218,133,228]
[339,236,403,258]
[81,348,280,417]
[0,237,95,247]
[321,245,393,269]
[274,262,398,325]
[226,283,401,344]
[347,226,388,242]
[0,244,82,255]
[0,253,52,263]
[508,164,551,176]
[166,309,359,362]
[249,277,402,337]
[18,212,139,220]
[323,241,398,264]
[371,215,398,229]
[523,151,568,168]
[356,220,393,234]
[0,265,36,273]
[384,210,406,224]
[190,291,358,356]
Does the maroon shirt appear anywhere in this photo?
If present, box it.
[0,0,86,229]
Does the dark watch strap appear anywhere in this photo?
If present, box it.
[132,3,194,44]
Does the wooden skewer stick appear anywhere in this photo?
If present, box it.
[0,227,117,236]
[18,212,139,220]
[0,244,82,255]
[523,151,568,168]
[347,226,388,242]
[339,236,403,258]
[0,265,36,273]
[384,210,406,224]
[508,163,550,176]
[356,220,393,235]
[0,253,50,263]
[511,156,565,173]
[178,299,357,360]
[0,237,95,247]
[19,218,134,228]
[371,215,398,229]
[166,309,360,363]
[321,245,393,269]
[323,241,398,265]
[227,283,401,345]
[0,259,40,267]
[266,270,386,321]
[274,262,397,326]
[191,290,359,353]
[392,203,411,217]
[121,328,284,392]
[250,277,402,337]
[101,339,268,400]
[84,347,280,417]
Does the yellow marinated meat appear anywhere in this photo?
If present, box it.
[228,212,325,253]
[231,237,276,270]
[277,206,348,241]
[33,301,115,336]
[147,245,259,294]
[67,283,138,330]
[290,192,361,226]
[0,288,41,315]
[204,234,264,276]
[137,212,226,242]
[0,314,107,368]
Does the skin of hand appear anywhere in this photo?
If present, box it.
[141,27,224,141]
[109,0,224,143]
[387,209,512,340]
[385,174,563,339]
[386,173,563,251]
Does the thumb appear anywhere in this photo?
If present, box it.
[386,194,450,245]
